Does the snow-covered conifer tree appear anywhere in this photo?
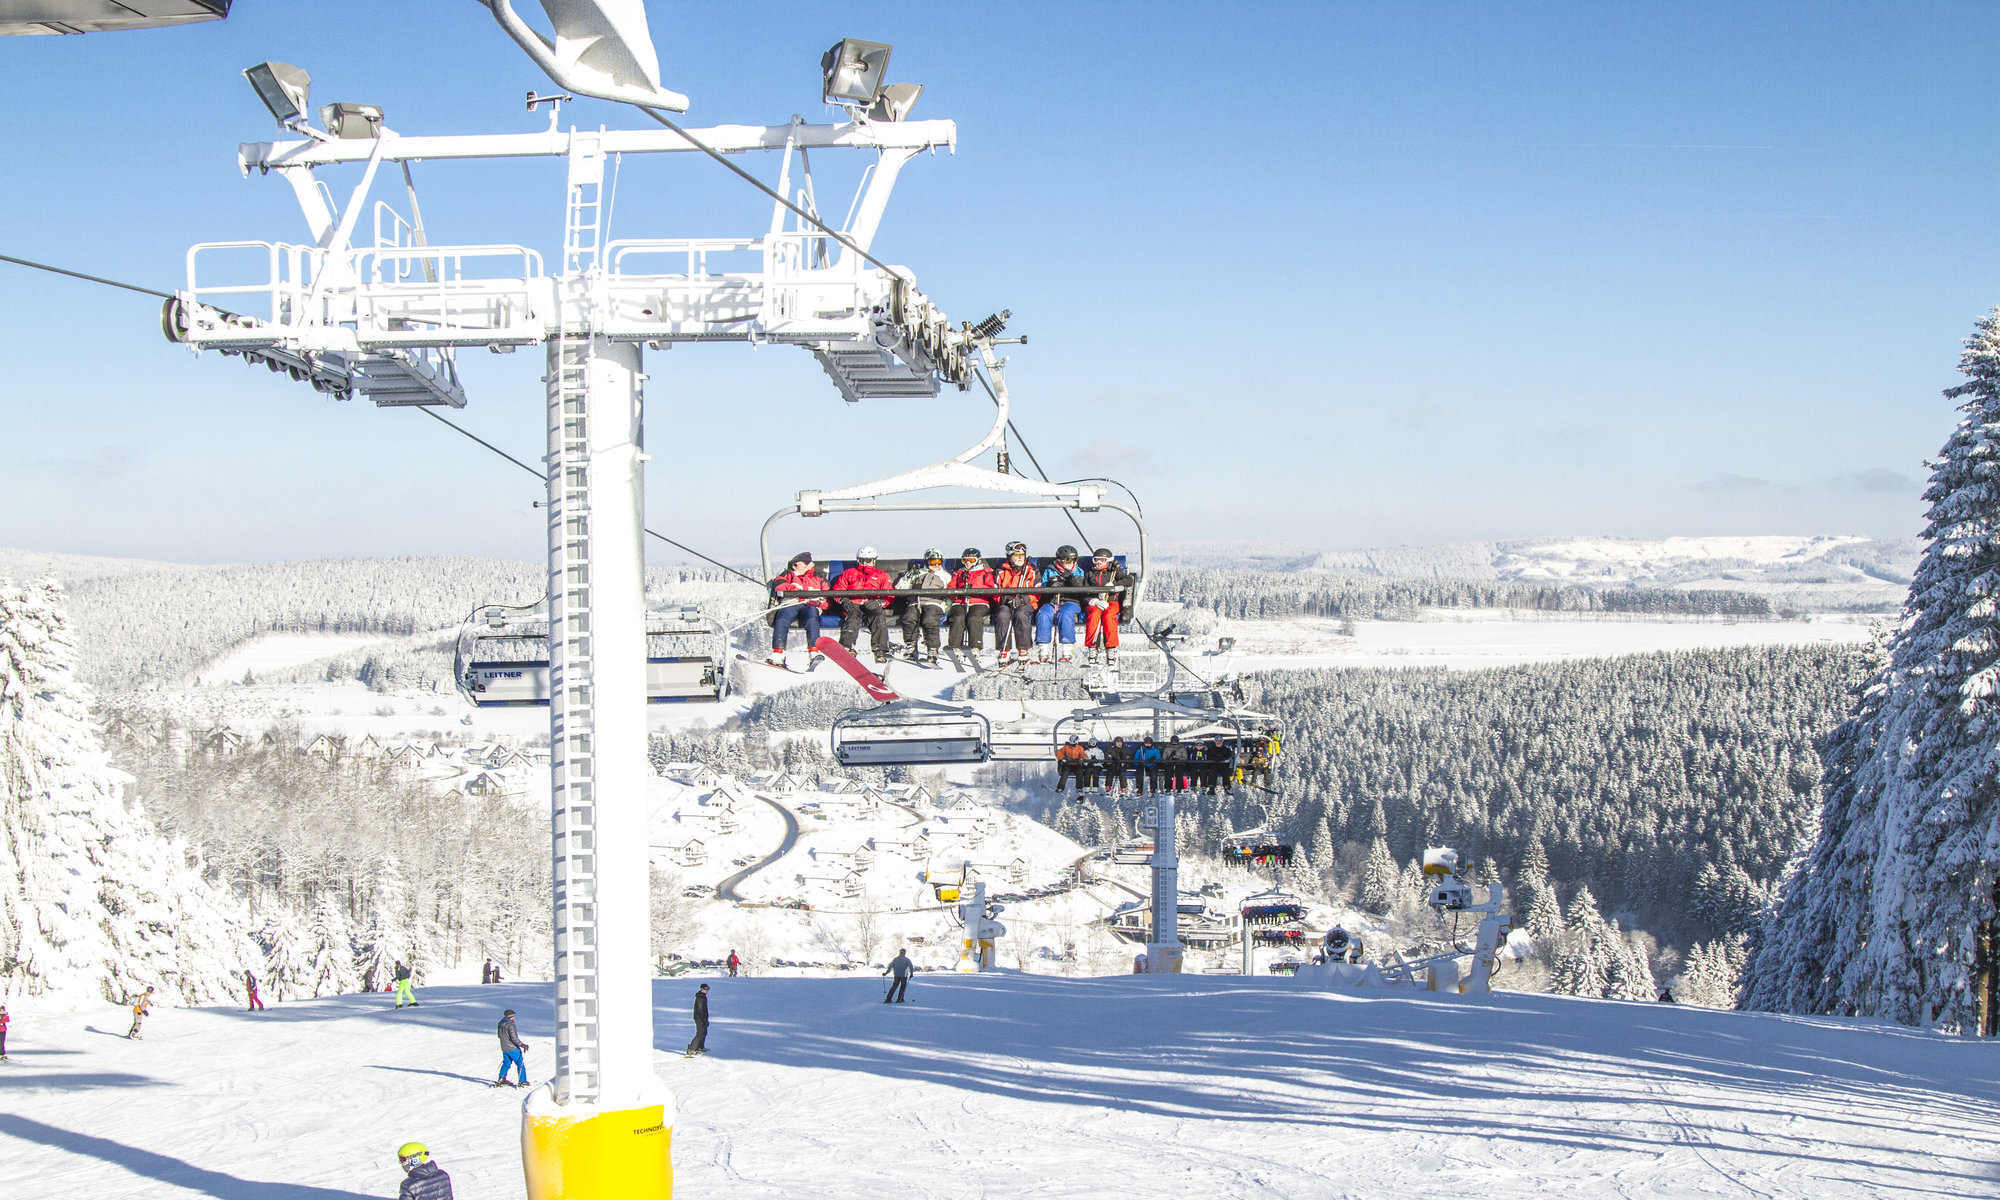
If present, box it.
[300,891,361,997]
[0,579,252,1002]
[1604,921,1659,1001]
[260,908,311,1001]
[1746,310,2000,1030]
[1358,838,1398,915]
[1552,886,1614,997]
[356,856,416,992]
[1525,885,1566,960]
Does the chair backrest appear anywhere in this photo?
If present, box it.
[809,554,1132,586]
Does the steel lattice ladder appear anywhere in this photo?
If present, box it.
[548,133,604,1104]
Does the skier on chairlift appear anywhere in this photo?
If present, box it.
[947,548,996,668]
[832,546,895,664]
[1161,735,1191,793]
[1056,735,1087,794]
[1082,738,1105,792]
[768,552,830,667]
[896,549,952,667]
[1034,546,1086,663]
[992,542,1040,666]
[1082,548,1132,667]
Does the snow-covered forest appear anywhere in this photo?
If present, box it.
[1230,646,1863,952]
[0,581,253,1003]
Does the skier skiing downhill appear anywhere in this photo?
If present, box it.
[947,548,996,667]
[896,550,952,666]
[884,947,914,1003]
[768,552,829,666]
[1082,548,1132,666]
[685,984,710,1056]
[831,547,895,664]
[393,961,417,1008]
[1034,546,1086,662]
[396,1142,454,1200]
[126,987,153,1040]
[991,542,1040,666]
[496,1008,529,1087]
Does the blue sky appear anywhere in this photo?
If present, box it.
[2,1,1994,566]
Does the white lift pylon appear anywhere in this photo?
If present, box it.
[164,52,977,1199]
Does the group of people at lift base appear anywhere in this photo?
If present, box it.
[1055,730,1280,796]
[767,543,1134,668]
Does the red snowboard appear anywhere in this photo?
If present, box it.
[813,637,900,703]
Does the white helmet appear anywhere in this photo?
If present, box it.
[856,545,878,562]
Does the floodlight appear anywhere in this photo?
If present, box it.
[243,61,310,128]
[821,38,891,106]
[319,101,384,139]
[866,82,922,123]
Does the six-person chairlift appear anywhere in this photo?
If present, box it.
[454,602,729,707]
[756,332,1149,767]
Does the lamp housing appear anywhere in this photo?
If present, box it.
[866,82,922,122]
[243,61,311,127]
[319,101,384,139]
[821,38,891,106]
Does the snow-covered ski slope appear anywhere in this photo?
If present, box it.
[4,974,1990,1199]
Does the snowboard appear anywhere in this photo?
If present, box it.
[811,637,900,702]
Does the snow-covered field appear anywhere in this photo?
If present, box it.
[191,632,396,686]
[1212,609,1879,673]
[3,974,1989,1199]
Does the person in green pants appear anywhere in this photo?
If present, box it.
[394,960,418,1008]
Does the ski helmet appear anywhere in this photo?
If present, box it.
[1056,544,1078,561]
[1006,540,1028,556]
[960,546,981,560]
[923,548,944,564]
[1092,547,1113,561]
[856,545,878,562]
[788,552,813,568]
[397,1143,430,1166]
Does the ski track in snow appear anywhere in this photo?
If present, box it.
[5,976,1996,1199]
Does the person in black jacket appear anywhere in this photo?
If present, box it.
[684,984,710,1056]
[396,1142,454,1200]
[496,1008,529,1087]
[884,948,914,1003]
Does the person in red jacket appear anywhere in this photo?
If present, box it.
[832,546,895,663]
[1082,548,1134,665]
[769,552,830,666]
[1,1003,10,1061]
[991,541,1040,665]
[947,548,997,667]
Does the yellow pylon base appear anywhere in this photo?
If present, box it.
[522,1082,674,1200]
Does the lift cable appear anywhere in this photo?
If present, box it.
[0,252,766,588]
[0,252,172,300]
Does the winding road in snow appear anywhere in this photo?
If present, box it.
[716,795,801,903]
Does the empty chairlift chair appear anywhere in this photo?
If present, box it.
[830,699,992,766]
[455,603,729,707]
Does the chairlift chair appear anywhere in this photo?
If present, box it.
[455,603,729,707]
[1240,887,1307,926]
[831,699,991,766]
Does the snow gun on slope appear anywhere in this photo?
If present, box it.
[1301,847,1516,995]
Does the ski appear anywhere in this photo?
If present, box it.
[812,638,899,702]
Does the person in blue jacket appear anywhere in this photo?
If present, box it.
[1133,735,1164,795]
[1033,545,1086,662]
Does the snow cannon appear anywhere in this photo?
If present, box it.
[1421,846,1459,877]
[521,1078,674,1200]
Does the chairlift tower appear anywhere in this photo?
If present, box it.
[162,6,978,1196]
